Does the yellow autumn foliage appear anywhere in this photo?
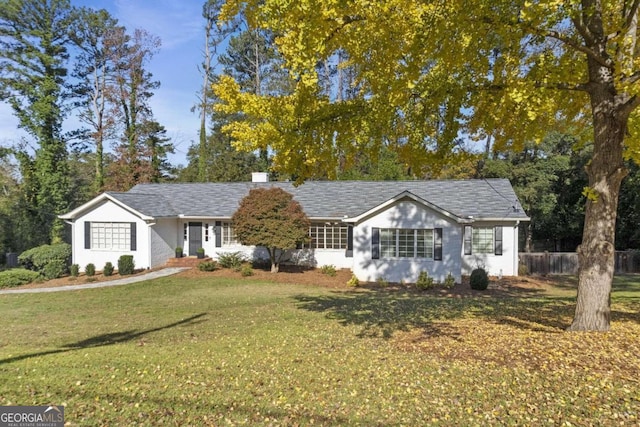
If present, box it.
[213,0,640,179]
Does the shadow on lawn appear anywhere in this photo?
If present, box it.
[294,290,579,339]
[0,313,207,365]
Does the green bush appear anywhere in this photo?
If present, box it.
[18,243,71,274]
[70,264,80,277]
[85,263,96,277]
[103,262,114,277]
[240,264,254,277]
[43,259,67,280]
[470,268,489,290]
[443,272,456,289]
[118,255,135,275]
[218,252,245,269]
[346,274,359,287]
[198,261,219,272]
[376,276,389,288]
[416,271,435,290]
[320,265,337,277]
[251,258,271,270]
[518,263,529,276]
[0,268,41,288]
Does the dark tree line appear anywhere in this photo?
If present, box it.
[1,0,640,265]
[0,0,172,253]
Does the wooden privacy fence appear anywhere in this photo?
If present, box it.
[519,251,640,275]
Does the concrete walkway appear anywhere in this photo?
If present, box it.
[0,267,190,295]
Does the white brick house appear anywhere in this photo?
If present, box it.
[60,177,529,283]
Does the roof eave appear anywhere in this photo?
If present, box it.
[343,191,468,224]
[58,193,155,222]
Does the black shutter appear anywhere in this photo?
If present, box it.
[464,225,472,255]
[371,227,380,259]
[84,222,91,249]
[346,225,354,257]
[434,228,443,261]
[494,226,503,256]
[130,222,137,251]
[215,221,222,248]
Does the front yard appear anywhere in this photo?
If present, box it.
[0,271,638,425]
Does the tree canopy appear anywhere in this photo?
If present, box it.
[215,0,640,331]
[231,187,310,272]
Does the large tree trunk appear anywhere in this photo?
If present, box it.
[268,247,280,273]
[568,94,628,331]
[524,222,533,253]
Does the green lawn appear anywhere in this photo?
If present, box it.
[0,274,639,426]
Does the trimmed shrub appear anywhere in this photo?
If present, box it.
[251,258,271,270]
[346,274,359,287]
[416,271,435,290]
[85,263,96,277]
[118,255,135,275]
[198,260,219,272]
[19,243,71,273]
[240,264,254,277]
[70,264,80,277]
[320,265,337,277]
[43,259,67,280]
[218,252,245,269]
[518,263,529,276]
[0,268,41,288]
[443,272,456,289]
[376,276,389,288]
[103,262,114,277]
[470,268,489,290]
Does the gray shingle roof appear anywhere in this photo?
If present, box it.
[123,179,528,221]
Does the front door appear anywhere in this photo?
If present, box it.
[188,222,202,255]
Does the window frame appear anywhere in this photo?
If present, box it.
[472,227,494,254]
[306,222,349,250]
[465,226,503,256]
[88,222,133,251]
[374,228,438,259]
[221,221,239,246]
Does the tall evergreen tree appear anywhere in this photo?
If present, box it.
[140,120,174,183]
[195,0,235,182]
[0,0,74,243]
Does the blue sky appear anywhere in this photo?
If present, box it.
[0,0,207,167]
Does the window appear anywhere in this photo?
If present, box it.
[398,229,414,257]
[416,229,435,259]
[465,226,503,256]
[380,229,396,257]
[221,222,239,245]
[306,223,348,249]
[90,222,131,251]
[375,228,438,259]
[472,227,494,254]
[204,223,209,242]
